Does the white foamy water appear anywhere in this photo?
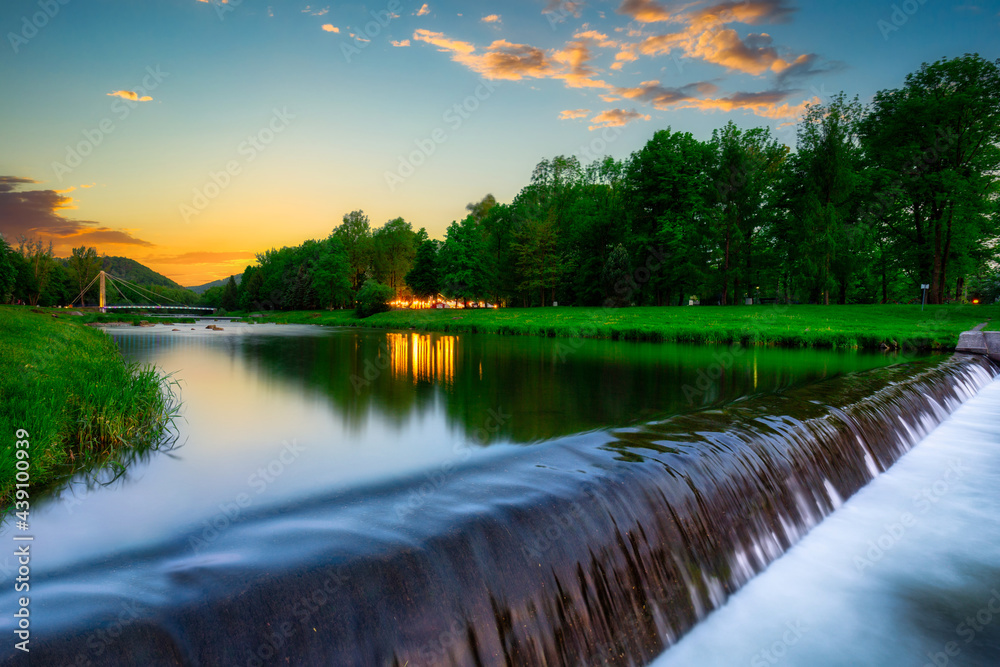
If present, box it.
[650,377,1000,667]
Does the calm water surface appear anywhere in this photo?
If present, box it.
[13,321,919,597]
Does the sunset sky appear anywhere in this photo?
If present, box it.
[1,0,997,285]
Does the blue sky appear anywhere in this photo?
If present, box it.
[1,0,997,284]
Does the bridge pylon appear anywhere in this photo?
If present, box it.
[99,271,106,312]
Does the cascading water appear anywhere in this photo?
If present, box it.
[1,354,995,666]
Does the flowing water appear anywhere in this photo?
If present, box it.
[0,321,995,665]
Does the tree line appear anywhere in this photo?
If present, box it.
[2,55,997,312]
[231,54,998,312]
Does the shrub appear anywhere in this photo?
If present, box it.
[354,279,393,318]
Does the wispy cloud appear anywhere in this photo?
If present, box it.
[588,108,650,130]
[391,39,410,47]
[415,3,430,16]
[107,90,152,102]
[145,251,254,264]
[321,24,339,33]
[559,108,591,119]
[481,14,502,24]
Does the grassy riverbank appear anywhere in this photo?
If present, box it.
[243,304,998,350]
[0,307,178,508]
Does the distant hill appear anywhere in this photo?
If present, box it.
[100,256,185,290]
[187,274,241,295]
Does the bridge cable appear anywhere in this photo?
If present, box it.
[70,271,103,307]
[106,274,188,307]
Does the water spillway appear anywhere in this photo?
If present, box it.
[3,354,996,666]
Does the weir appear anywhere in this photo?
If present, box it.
[3,355,996,666]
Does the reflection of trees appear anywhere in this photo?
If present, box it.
[112,329,911,446]
[218,330,904,445]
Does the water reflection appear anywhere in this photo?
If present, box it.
[386,332,457,385]
[112,323,925,446]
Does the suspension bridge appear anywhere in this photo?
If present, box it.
[73,270,216,314]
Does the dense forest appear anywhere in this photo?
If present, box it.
[2,55,998,312]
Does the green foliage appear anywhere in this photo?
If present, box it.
[406,239,441,299]
[354,278,393,318]
[334,210,373,291]
[221,275,239,311]
[439,215,495,305]
[66,246,102,306]
[0,236,12,303]
[101,256,184,290]
[601,244,631,307]
[371,217,417,297]
[312,236,353,309]
[860,54,1000,304]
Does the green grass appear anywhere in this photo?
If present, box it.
[240,303,999,350]
[0,307,179,508]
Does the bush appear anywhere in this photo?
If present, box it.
[354,279,393,318]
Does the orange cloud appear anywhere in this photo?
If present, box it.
[616,0,675,23]
[0,177,153,251]
[107,90,152,102]
[588,108,651,130]
[615,79,718,108]
[391,39,410,47]
[551,40,611,89]
[620,0,808,76]
[321,24,339,33]
[481,14,501,23]
[413,29,475,54]
[573,30,618,48]
[416,3,430,16]
[414,30,615,88]
[414,31,554,81]
[559,108,591,119]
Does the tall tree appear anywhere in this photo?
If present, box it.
[860,54,1000,304]
[371,217,417,297]
[406,239,441,300]
[312,235,352,309]
[221,275,239,311]
[709,123,787,305]
[626,129,715,306]
[15,237,55,306]
[0,235,14,303]
[333,210,372,291]
[439,216,494,306]
[782,94,866,304]
[66,246,102,305]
